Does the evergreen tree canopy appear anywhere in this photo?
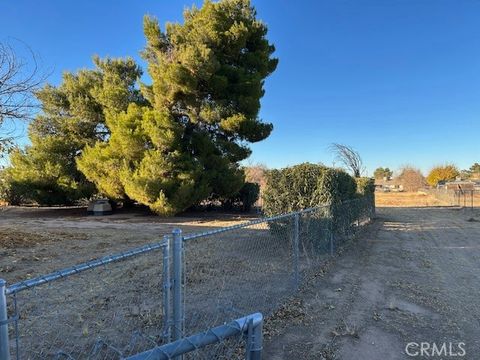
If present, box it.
[7,57,143,205]
[470,163,480,173]
[469,163,480,179]
[373,167,392,180]
[78,0,277,215]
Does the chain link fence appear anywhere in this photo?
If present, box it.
[427,188,480,208]
[3,242,169,360]
[1,195,374,359]
[178,195,374,358]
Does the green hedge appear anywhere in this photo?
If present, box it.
[262,164,376,255]
[262,163,357,216]
[355,177,375,196]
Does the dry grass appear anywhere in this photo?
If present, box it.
[375,191,448,207]
[0,206,257,285]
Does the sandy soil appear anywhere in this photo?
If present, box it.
[374,191,450,207]
[1,206,334,359]
[264,206,480,359]
[0,206,262,359]
[0,206,256,284]
[3,204,480,358]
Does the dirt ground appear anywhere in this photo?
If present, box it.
[0,206,267,358]
[1,205,330,359]
[374,191,449,207]
[2,202,480,358]
[264,206,480,359]
[0,206,256,284]
[0,194,443,284]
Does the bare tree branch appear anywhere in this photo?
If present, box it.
[0,40,47,156]
[329,143,364,178]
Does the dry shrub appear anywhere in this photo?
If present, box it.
[244,164,268,190]
[397,166,425,192]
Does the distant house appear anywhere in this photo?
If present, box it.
[442,180,476,191]
[374,177,404,192]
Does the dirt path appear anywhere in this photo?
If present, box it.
[264,207,480,359]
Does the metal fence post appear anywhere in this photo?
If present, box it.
[371,193,376,218]
[246,316,263,360]
[0,279,11,360]
[329,230,335,256]
[292,213,300,290]
[329,204,335,256]
[172,228,184,351]
[162,235,171,342]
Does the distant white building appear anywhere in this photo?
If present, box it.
[374,177,404,192]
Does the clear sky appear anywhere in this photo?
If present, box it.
[1,0,480,175]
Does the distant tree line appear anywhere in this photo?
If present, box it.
[373,163,480,190]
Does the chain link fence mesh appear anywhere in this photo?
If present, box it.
[180,195,374,358]
[426,188,458,206]
[427,188,480,207]
[6,243,167,360]
[3,195,374,359]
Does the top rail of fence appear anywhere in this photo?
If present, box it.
[6,239,168,295]
[182,205,328,242]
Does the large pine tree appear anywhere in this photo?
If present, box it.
[78,0,277,215]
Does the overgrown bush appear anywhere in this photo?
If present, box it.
[262,163,357,216]
[316,168,357,204]
[355,177,375,196]
[262,163,326,215]
[0,169,23,205]
[355,177,375,216]
[316,168,359,237]
[262,164,357,253]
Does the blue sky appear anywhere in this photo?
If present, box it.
[1,0,480,175]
